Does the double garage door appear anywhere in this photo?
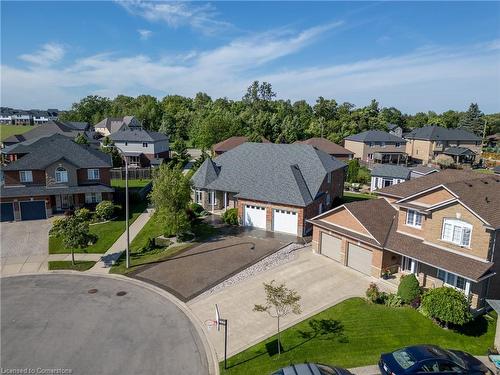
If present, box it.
[320,234,373,276]
[0,201,46,222]
[243,205,299,235]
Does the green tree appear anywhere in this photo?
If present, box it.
[74,133,89,145]
[50,215,96,265]
[421,287,472,327]
[149,165,192,236]
[253,280,301,357]
[59,95,112,124]
[397,274,421,304]
[458,103,484,136]
[346,159,360,183]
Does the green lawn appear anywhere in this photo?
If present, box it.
[49,201,148,254]
[475,168,494,175]
[221,298,496,374]
[110,215,217,274]
[341,191,376,204]
[111,179,152,189]
[48,260,96,271]
[0,124,35,141]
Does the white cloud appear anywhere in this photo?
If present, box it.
[2,28,499,113]
[137,29,152,40]
[118,0,231,35]
[18,43,65,66]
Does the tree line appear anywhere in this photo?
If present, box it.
[60,81,500,150]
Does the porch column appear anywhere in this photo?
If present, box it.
[410,259,417,274]
[397,153,400,165]
[464,280,471,297]
[224,191,227,211]
[212,190,215,213]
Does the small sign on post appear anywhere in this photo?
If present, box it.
[215,304,228,370]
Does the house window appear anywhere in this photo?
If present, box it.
[381,142,386,148]
[437,269,467,292]
[125,141,128,146]
[87,169,100,180]
[319,203,324,214]
[327,172,332,184]
[208,191,217,205]
[326,194,331,207]
[19,170,33,183]
[142,142,148,147]
[395,143,401,148]
[367,153,373,160]
[85,192,102,204]
[55,167,68,183]
[383,179,393,187]
[441,218,472,247]
[195,190,203,203]
[406,209,423,228]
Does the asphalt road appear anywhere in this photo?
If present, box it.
[1,274,210,375]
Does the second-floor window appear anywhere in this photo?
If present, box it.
[55,167,68,183]
[87,169,100,180]
[142,142,148,147]
[19,170,33,183]
[441,218,472,247]
[406,209,422,228]
[395,143,401,148]
[327,172,332,184]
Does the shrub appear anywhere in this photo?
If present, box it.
[95,200,115,221]
[189,202,205,216]
[141,237,157,253]
[365,283,380,303]
[421,287,472,327]
[75,207,92,222]
[154,236,171,248]
[50,217,67,237]
[356,167,371,185]
[384,293,403,308]
[398,274,421,304]
[346,159,360,183]
[222,208,239,225]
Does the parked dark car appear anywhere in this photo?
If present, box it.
[272,363,354,375]
[379,345,493,375]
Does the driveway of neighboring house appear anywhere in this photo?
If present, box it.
[0,219,54,275]
[188,248,396,360]
[130,228,296,302]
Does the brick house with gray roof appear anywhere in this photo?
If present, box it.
[191,142,346,236]
[309,169,500,312]
[343,130,407,164]
[1,134,114,221]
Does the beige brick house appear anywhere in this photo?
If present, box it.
[191,142,346,236]
[309,169,500,311]
[343,130,407,164]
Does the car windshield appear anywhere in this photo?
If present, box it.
[392,349,417,369]
[317,364,337,375]
[443,350,466,368]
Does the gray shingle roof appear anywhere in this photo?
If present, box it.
[443,147,476,156]
[344,130,406,143]
[3,134,112,170]
[110,129,168,142]
[371,165,411,179]
[409,165,440,175]
[0,184,114,198]
[405,125,481,141]
[191,143,346,207]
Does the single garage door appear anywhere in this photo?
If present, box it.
[320,233,341,262]
[1,202,14,222]
[347,243,372,276]
[19,200,46,221]
[244,205,266,230]
[272,209,298,235]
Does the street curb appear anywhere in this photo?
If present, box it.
[1,271,219,375]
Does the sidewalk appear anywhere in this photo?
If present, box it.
[1,253,102,275]
[88,208,153,273]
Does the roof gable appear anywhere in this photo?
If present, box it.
[320,207,372,237]
[295,138,354,156]
[344,130,406,143]
[405,125,481,142]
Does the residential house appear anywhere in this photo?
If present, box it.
[343,130,407,164]
[109,129,169,167]
[485,133,499,150]
[370,165,411,192]
[31,109,59,124]
[387,123,403,138]
[94,116,142,137]
[0,108,59,125]
[0,134,114,221]
[405,125,482,165]
[294,137,354,160]
[11,110,32,125]
[212,136,270,156]
[1,120,98,151]
[0,107,14,124]
[309,169,500,311]
[191,143,346,236]
[409,165,440,179]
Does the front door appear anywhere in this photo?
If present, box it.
[401,256,418,274]
[56,194,74,211]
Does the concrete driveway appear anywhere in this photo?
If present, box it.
[1,219,53,274]
[131,229,295,301]
[188,248,396,359]
[1,274,213,375]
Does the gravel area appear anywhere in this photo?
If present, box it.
[196,242,310,298]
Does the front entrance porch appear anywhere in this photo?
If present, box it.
[193,189,237,212]
[373,152,408,165]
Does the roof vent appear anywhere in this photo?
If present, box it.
[465,182,473,187]
[485,196,490,203]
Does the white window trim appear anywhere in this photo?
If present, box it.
[87,169,100,180]
[19,170,33,183]
[208,191,217,205]
[195,190,203,204]
[441,218,472,248]
[406,209,423,229]
[55,167,68,183]
[436,269,470,294]
[85,192,102,204]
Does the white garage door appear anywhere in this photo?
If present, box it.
[272,209,298,235]
[347,243,372,275]
[244,205,267,230]
[320,233,341,262]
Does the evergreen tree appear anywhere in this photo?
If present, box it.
[458,103,484,135]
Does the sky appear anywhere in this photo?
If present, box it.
[1,1,499,113]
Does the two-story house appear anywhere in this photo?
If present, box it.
[294,137,354,161]
[387,123,403,138]
[405,125,482,165]
[31,109,59,124]
[108,129,169,167]
[309,169,499,312]
[94,116,142,137]
[0,134,114,221]
[344,130,407,164]
[191,143,346,236]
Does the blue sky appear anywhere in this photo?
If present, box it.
[1,1,499,113]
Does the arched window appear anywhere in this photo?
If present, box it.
[55,167,68,183]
